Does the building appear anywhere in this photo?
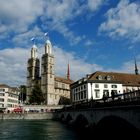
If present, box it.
[0,84,19,112]
[27,38,73,105]
[70,71,140,104]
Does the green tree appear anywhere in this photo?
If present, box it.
[29,84,44,105]
[19,85,26,102]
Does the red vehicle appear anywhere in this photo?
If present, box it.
[13,108,22,113]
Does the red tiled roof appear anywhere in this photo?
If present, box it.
[88,71,140,86]
[55,76,74,84]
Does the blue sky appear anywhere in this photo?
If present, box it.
[0,0,140,86]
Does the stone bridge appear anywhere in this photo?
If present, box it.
[55,104,140,137]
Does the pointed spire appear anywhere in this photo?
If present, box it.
[67,62,70,80]
[30,37,38,58]
[44,32,51,44]
[44,32,52,54]
[135,56,139,75]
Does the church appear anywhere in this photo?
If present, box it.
[26,37,73,105]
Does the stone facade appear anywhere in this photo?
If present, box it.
[27,39,73,105]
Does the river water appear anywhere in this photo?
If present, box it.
[0,120,139,140]
[0,120,81,140]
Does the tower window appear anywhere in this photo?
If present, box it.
[50,66,52,74]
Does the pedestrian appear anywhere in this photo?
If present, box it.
[102,93,107,103]
[111,90,115,101]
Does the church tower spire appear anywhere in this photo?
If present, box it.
[135,57,139,75]
[41,33,55,105]
[67,62,70,80]
[26,38,40,103]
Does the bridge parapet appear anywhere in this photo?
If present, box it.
[56,105,140,133]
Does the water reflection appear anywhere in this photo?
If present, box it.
[0,120,77,140]
[0,120,139,140]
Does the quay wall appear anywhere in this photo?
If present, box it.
[0,112,53,120]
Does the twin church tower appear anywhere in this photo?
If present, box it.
[27,37,73,105]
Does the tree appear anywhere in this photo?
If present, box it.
[29,84,44,105]
[19,85,26,102]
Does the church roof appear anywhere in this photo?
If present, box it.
[55,76,74,84]
[88,71,140,86]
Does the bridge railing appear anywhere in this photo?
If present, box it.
[59,90,140,111]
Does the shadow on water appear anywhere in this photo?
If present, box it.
[67,116,140,140]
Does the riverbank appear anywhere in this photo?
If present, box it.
[0,112,53,120]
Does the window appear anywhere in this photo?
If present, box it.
[104,84,108,88]
[84,85,86,89]
[95,84,99,88]
[84,91,86,99]
[0,89,5,92]
[62,84,65,89]
[50,66,52,74]
[95,90,100,98]
[106,75,111,80]
[55,95,57,99]
[81,92,84,100]
[103,90,109,97]
[0,103,4,107]
[0,93,4,96]
[44,66,46,72]
[0,98,4,102]
[98,75,102,80]
[112,85,117,88]
[55,82,58,88]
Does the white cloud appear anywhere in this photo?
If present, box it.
[99,0,140,41]
[88,0,106,11]
[41,0,84,45]
[0,0,106,46]
[43,0,78,22]
[53,46,103,80]
[0,0,44,33]
[0,45,103,86]
[1,44,139,86]
[0,48,29,86]
[12,26,44,48]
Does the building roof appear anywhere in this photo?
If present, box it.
[55,76,74,84]
[0,84,10,88]
[88,71,140,86]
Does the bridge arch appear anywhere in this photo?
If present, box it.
[95,115,139,138]
[60,114,65,121]
[65,114,73,124]
[74,114,89,130]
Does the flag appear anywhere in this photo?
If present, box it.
[31,37,35,41]
[44,32,48,36]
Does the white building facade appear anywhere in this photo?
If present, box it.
[0,84,19,112]
[71,71,140,103]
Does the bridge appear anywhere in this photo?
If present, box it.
[54,91,140,137]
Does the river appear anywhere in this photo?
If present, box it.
[0,120,84,140]
[0,119,139,139]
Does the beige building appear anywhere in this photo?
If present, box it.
[27,38,73,105]
[0,84,19,112]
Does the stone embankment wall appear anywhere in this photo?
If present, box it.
[0,112,53,120]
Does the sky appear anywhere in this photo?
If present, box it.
[0,0,140,87]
